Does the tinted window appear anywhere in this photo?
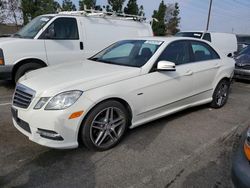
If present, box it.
[175,32,202,39]
[202,33,211,42]
[157,41,191,65]
[191,41,220,62]
[41,18,79,40]
[238,46,250,56]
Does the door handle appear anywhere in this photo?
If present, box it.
[80,42,84,50]
[184,70,193,76]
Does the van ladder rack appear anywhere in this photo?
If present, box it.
[58,9,146,22]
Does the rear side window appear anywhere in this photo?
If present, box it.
[41,17,79,40]
[157,41,191,65]
[191,41,220,62]
[202,33,211,42]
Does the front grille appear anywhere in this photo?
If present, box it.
[13,84,36,109]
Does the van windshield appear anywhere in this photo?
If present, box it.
[13,16,53,39]
[89,40,163,67]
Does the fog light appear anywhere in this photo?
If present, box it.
[37,128,64,141]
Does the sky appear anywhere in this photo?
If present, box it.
[58,0,250,34]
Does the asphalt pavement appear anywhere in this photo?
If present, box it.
[0,80,250,188]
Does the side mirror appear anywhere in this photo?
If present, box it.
[227,53,233,58]
[157,61,176,71]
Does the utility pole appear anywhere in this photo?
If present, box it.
[206,0,213,31]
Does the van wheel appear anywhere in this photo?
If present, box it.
[210,79,230,108]
[81,100,129,151]
[14,63,44,83]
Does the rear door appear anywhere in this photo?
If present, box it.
[189,40,221,95]
[40,17,84,65]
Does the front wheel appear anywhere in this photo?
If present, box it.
[210,79,230,108]
[80,100,129,151]
[14,63,44,83]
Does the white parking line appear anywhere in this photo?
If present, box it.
[0,102,12,106]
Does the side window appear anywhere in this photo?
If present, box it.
[41,17,79,40]
[191,41,220,62]
[102,43,134,59]
[157,41,190,65]
[202,33,211,42]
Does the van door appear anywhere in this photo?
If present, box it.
[39,17,84,65]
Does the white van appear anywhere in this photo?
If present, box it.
[175,31,237,57]
[0,11,153,82]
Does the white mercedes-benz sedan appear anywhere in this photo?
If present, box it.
[12,37,235,151]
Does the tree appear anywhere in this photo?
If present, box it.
[0,0,21,27]
[152,1,181,36]
[108,0,125,12]
[152,0,166,36]
[124,0,138,15]
[165,3,180,35]
[79,0,96,10]
[138,5,145,17]
[62,0,76,11]
[21,0,60,24]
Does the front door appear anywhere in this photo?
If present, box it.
[40,17,84,65]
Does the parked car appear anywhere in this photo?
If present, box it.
[232,127,250,188]
[234,46,250,80]
[175,31,238,57]
[0,10,153,82]
[236,34,250,51]
[11,37,235,151]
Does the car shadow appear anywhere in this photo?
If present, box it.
[0,148,97,188]
[121,104,209,152]
[0,80,15,89]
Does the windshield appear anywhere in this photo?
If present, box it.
[238,46,250,56]
[89,40,163,67]
[13,16,53,39]
[175,32,203,39]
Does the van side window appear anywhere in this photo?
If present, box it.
[157,41,190,65]
[191,41,220,62]
[41,18,79,40]
[202,33,211,42]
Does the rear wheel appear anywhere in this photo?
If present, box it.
[210,79,230,108]
[81,100,129,151]
[14,62,44,83]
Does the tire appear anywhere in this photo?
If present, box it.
[80,100,129,151]
[14,62,44,83]
[210,79,230,108]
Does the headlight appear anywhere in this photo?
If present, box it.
[34,97,50,109]
[45,90,83,110]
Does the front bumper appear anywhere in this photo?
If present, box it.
[11,96,94,149]
[0,65,13,80]
[234,68,250,80]
[232,137,250,188]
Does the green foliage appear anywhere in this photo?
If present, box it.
[152,1,180,36]
[166,3,180,35]
[21,0,60,25]
[79,0,96,10]
[138,5,145,17]
[124,0,138,15]
[152,0,167,36]
[108,0,125,12]
[62,0,76,11]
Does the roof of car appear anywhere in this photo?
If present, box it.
[129,36,210,43]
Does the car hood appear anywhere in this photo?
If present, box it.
[19,60,141,96]
[0,37,22,44]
